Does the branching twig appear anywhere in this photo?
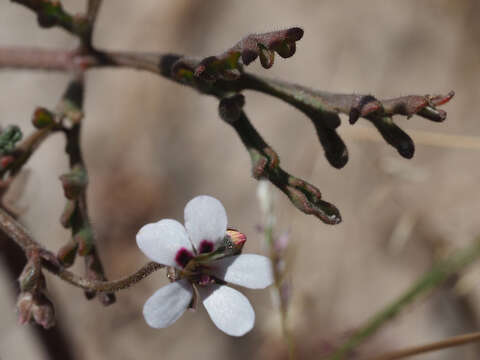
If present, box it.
[172,28,304,81]
[225,109,341,224]
[55,76,116,305]
[0,206,164,293]
[237,73,454,166]
[0,43,454,223]
[1,1,454,243]
[0,47,89,71]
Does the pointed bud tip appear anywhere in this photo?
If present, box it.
[286,27,304,41]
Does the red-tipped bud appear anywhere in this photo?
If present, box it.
[224,228,247,255]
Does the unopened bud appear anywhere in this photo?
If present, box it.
[31,293,55,329]
[57,240,78,267]
[19,257,44,292]
[272,40,296,58]
[74,226,94,256]
[16,292,33,325]
[258,44,275,69]
[59,165,87,200]
[60,199,76,228]
[224,229,247,255]
[219,94,245,124]
[32,107,55,128]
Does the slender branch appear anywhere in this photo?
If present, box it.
[57,76,116,304]
[0,205,164,292]
[237,73,453,166]
[0,47,84,71]
[85,0,103,48]
[0,44,453,224]
[7,122,59,177]
[52,261,164,293]
[225,110,341,224]
[324,237,480,360]
[0,205,37,249]
[368,331,480,360]
[86,0,102,26]
[0,230,77,360]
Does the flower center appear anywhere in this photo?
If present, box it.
[198,239,214,254]
[175,248,194,268]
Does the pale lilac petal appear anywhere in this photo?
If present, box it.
[184,195,228,252]
[143,279,193,328]
[199,285,254,337]
[210,254,274,289]
[136,219,193,267]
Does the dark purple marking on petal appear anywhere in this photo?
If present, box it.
[175,248,194,268]
[199,240,214,254]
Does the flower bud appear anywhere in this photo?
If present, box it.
[16,292,33,325]
[31,293,55,329]
[258,44,275,69]
[224,229,247,255]
[59,165,87,200]
[57,240,78,267]
[32,107,55,129]
[219,94,245,124]
[60,199,77,228]
[18,257,44,292]
[75,226,94,256]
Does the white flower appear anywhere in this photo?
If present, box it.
[136,195,274,336]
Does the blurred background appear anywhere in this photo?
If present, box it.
[1,0,480,359]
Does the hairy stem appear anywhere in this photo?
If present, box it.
[0,206,164,292]
[53,261,164,293]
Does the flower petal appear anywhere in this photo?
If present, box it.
[210,254,274,289]
[199,285,255,337]
[136,219,193,267]
[143,279,193,328]
[184,195,228,252]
